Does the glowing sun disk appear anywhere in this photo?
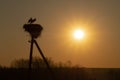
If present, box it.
[73,29,84,40]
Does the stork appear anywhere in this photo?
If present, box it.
[28,18,36,24]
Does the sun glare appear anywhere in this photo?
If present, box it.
[73,29,85,40]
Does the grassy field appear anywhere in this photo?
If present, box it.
[0,68,120,80]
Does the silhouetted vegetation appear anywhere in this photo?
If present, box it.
[0,57,120,80]
[10,57,75,69]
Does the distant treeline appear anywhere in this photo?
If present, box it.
[10,57,81,69]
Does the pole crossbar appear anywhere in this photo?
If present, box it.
[34,40,51,70]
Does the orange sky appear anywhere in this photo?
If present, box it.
[0,0,120,68]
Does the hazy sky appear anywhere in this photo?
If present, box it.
[0,0,120,68]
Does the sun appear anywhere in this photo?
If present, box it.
[73,29,85,40]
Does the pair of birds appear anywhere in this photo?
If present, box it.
[28,18,36,24]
